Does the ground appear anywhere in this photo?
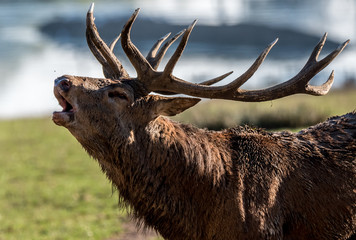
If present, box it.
[108,218,159,240]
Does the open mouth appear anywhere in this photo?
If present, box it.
[57,94,74,112]
[52,88,75,126]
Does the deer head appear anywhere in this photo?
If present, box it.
[53,3,349,139]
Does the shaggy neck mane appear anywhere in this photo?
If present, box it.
[80,116,234,237]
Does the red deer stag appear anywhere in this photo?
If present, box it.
[52,3,355,240]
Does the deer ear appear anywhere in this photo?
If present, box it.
[150,95,201,117]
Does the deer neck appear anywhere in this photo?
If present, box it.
[87,116,230,233]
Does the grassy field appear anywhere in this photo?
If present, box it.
[0,89,355,239]
[0,119,125,240]
[173,89,356,130]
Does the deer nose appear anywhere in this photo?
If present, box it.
[55,77,71,92]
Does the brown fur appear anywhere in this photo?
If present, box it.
[53,75,355,239]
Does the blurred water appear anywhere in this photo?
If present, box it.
[0,0,355,118]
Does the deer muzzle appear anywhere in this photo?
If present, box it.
[53,76,75,127]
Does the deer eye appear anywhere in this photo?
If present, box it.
[108,91,128,101]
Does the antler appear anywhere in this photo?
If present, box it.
[146,31,183,70]
[86,3,129,79]
[87,3,350,102]
[86,3,232,91]
[151,33,349,101]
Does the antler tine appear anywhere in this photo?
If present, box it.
[147,30,185,70]
[224,38,279,89]
[120,8,153,79]
[319,39,350,67]
[146,33,171,63]
[109,34,121,52]
[86,3,129,79]
[86,4,114,79]
[86,32,113,78]
[155,71,234,95]
[199,71,234,86]
[163,20,197,76]
[305,71,334,96]
[307,32,327,63]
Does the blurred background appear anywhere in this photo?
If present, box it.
[0,0,355,118]
[0,1,355,239]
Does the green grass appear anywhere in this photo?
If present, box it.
[173,89,356,130]
[0,89,354,239]
[0,118,125,240]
